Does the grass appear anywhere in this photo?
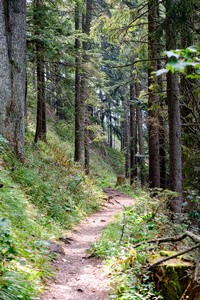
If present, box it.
[0,117,124,299]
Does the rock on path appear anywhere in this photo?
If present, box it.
[40,187,134,300]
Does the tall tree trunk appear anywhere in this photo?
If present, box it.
[130,74,137,185]
[165,0,182,220]
[109,103,113,148]
[82,0,92,174]
[109,115,112,148]
[148,0,160,188]
[122,87,130,178]
[157,60,167,189]
[159,104,167,189]
[74,1,84,164]
[0,0,26,159]
[167,71,182,219]
[135,81,146,186]
[34,49,46,142]
[34,0,46,143]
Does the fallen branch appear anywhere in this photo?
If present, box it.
[194,247,200,282]
[133,233,187,248]
[186,231,200,244]
[148,243,200,270]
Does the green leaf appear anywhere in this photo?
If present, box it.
[153,69,169,76]
[186,45,198,53]
[166,60,193,72]
[163,51,179,59]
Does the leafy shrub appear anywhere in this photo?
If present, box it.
[90,188,188,300]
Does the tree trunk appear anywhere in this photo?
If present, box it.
[34,0,46,143]
[167,71,182,218]
[82,0,92,174]
[109,105,112,148]
[130,76,137,185]
[34,50,46,142]
[0,0,26,159]
[159,106,167,189]
[157,60,167,189]
[135,81,146,186]
[165,0,182,220]
[148,0,160,188]
[74,1,84,164]
[123,88,130,178]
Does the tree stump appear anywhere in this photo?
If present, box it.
[116,174,125,186]
[149,251,194,300]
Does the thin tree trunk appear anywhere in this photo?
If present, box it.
[74,1,84,164]
[35,49,46,142]
[148,0,160,188]
[34,0,46,143]
[123,87,130,178]
[25,72,28,122]
[109,106,112,148]
[82,0,92,174]
[156,3,167,189]
[165,0,182,220]
[157,60,167,189]
[130,75,137,185]
[135,81,146,186]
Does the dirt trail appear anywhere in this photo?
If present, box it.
[40,187,135,300]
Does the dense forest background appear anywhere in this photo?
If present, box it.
[0,0,200,299]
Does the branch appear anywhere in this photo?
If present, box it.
[148,243,200,270]
[133,233,187,248]
[194,248,200,282]
[111,57,166,69]
[185,231,200,244]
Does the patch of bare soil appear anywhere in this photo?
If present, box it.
[40,187,134,300]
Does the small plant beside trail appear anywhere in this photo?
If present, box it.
[89,187,200,300]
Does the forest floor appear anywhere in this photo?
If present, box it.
[40,187,135,300]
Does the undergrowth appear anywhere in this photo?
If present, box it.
[89,187,190,300]
[0,122,121,299]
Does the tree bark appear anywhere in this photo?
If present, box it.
[35,49,46,142]
[74,1,84,164]
[165,0,182,220]
[148,0,160,188]
[157,60,167,189]
[167,71,182,218]
[34,0,46,143]
[82,0,92,174]
[122,84,130,178]
[135,82,146,186]
[130,72,137,185]
[0,0,26,159]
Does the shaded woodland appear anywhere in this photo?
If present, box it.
[1,0,200,219]
[0,0,200,299]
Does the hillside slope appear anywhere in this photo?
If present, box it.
[0,120,124,299]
